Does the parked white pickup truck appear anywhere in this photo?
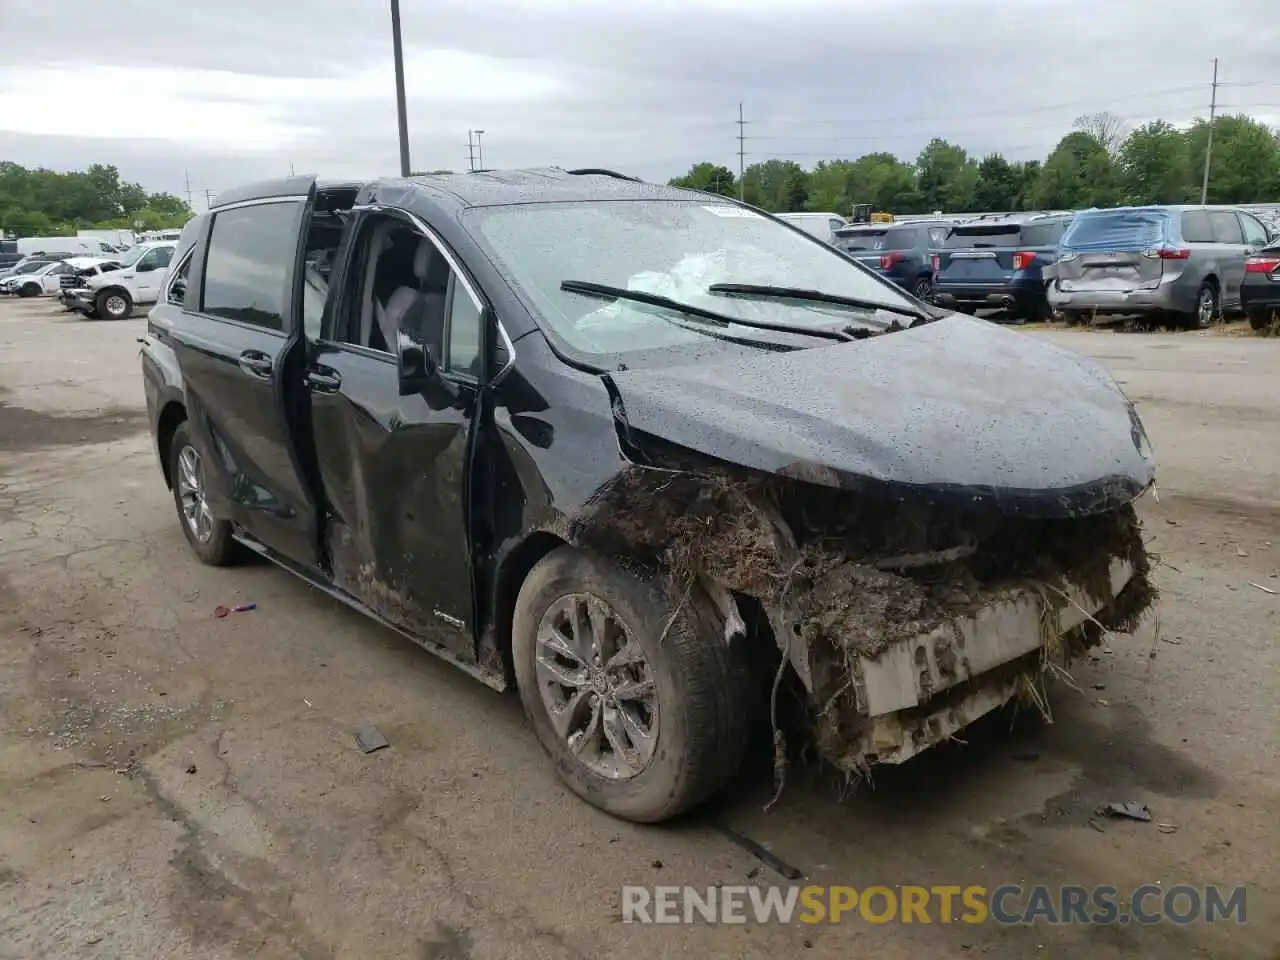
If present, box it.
[67,241,177,320]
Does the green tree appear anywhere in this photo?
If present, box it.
[973,154,1019,211]
[1185,114,1280,204]
[742,159,808,212]
[1033,132,1119,209]
[0,161,192,237]
[1012,161,1042,210]
[915,139,979,212]
[668,162,737,197]
[1117,120,1191,204]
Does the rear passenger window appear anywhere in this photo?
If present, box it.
[167,253,191,306]
[1208,211,1243,244]
[1019,222,1064,247]
[446,283,483,378]
[1181,211,1212,243]
[201,201,301,331]
[928,227,950,247]
[1240,214,1268,246]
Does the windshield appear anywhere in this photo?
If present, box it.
[116,245,149,267]
[468,200,914,360]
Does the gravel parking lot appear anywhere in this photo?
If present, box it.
[1,296,1276,959]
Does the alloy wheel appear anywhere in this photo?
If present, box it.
[176,445,214,543]
[534,593,659,780]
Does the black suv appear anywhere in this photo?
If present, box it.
[934,214,1072,321]
[141,170,1154,823]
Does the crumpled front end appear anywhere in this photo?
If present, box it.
[568,465,1155,772]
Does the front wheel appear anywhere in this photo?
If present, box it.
[169,421,238,565]
[18,283,40,298]
[512,546,750,823]
[96,288,133,321]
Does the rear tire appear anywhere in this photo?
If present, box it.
[912,276,933,302]
[168,421,238,566]
[1062,310,1086,326]
[1247,306,1275,331]
[512,546,750,823]
[1189,280,1218,330]
[96,288,133,321]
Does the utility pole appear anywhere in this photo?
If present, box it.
[1200,57,1219,205]
[475,130,485,170]
[389,0,411,177]
[736,103,747,201]
[466,130,476,171]
[204,189,215,209]
[183,169,193,209]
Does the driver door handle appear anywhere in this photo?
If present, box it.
[306,365,342,393]
[237,350,273,379]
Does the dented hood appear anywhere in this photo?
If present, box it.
[608,314,1156,517]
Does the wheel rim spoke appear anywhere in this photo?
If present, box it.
[534,593,660,780]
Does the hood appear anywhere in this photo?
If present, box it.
[607,314,1155,518]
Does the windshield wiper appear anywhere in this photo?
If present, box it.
[706,283,927,324]
[559,280,857,342]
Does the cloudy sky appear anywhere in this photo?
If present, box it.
[1,0,1277,208]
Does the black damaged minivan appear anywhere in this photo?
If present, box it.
[142,169,1156,822]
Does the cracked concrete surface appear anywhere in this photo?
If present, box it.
[0,299,1277,959]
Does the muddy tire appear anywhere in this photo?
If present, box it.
[168,421,238,566]
[512,546,750,823]
[96,288,133,321]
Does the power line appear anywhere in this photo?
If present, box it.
[746,84,1208,128]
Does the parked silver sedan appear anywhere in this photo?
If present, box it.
[1048,205,1275,328]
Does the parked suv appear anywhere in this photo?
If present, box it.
[141,170,1153,823]
[934,214,1071,321]
[1048,205,1274,328]
[866,220,952,300]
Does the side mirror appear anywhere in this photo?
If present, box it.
[136,261,156,273]
[396,329,457,400]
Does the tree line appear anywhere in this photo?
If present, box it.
[671,112,1280,215]
[0,161,192,237]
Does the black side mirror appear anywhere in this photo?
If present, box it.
[396,329,458,402]
[136,261,156,273]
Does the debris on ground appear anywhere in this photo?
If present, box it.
[1087,818,1106,833]
[1098,801,1153,822]
[232,602,257,612]
[185,764,197,774]
[214,605,230,619]
[714,822,804,880]
[1248,582,1276,595]
[1157,823,1179,834]
[353,724,390,754]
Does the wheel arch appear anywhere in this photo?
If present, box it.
[156,400,187,488]
[487,529,568,684]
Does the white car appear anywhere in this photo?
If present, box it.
[0,259,75,297]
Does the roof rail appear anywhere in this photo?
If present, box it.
[566,168,641,182]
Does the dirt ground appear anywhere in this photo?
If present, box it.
[1,297,1276,959]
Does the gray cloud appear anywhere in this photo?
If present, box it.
[1,0,1276,205]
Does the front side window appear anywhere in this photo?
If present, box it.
[201,201,301,331]
[468,200,916,364]
[342,216,480,377]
